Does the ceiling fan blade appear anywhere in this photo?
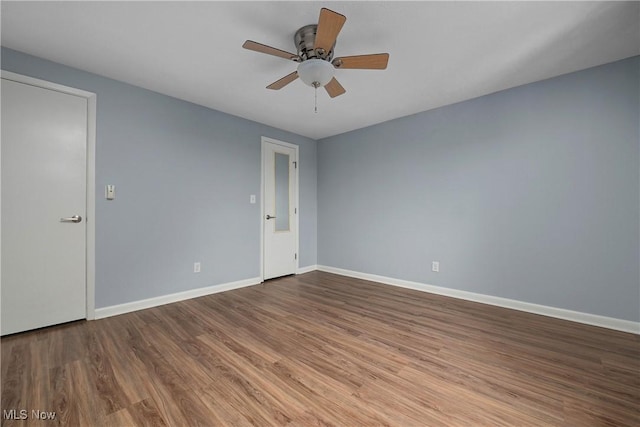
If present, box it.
[266,72,299,90]
[324,77,346,98]
[243,40,300,62]
[332,53,389,70]
[314,8,346,54]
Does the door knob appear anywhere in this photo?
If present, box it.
[266,214,276,220]
[60,215,82,223]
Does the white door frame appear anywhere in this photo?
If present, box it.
[1,70,97,320]
[260,136,299,281]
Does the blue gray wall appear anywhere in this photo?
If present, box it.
[318,56,639,322]
[1,47,317,308]
[3,46,637,322]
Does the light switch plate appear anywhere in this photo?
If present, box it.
[106,185,115,200]
[250,194,256,204]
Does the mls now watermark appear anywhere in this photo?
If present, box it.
[3,409,57,420]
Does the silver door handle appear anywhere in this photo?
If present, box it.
[266,215,276,220]
[60,215,82,223]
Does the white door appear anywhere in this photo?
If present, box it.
[1,78,88,335]
[263,139,298,280]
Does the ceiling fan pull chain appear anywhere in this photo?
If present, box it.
[314,85,318,113]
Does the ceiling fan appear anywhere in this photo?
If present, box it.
[242,8,389,101]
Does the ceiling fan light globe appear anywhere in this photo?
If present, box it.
[297,59,335,87]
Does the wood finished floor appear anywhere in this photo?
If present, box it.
[1,271,639,426]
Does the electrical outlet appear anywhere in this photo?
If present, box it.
[432,261,440,273]
[194,262,201,273]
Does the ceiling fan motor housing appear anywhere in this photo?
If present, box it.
[294,25,335,61]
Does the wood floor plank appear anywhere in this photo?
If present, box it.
[66,359,103,425]
[2,271,638,426]
[126,398,169,427]
[102,408,137,427]
[84,324,131,415]
[1,343,28,419]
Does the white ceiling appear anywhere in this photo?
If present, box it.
[2,1,638,140]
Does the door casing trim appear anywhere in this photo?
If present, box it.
[1,70,97,320]
[260,136,299,282]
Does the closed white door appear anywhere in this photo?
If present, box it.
[263,139,297,280]
[1,78,88,335]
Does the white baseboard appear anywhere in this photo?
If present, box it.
[317,265,639,335]
[94,277,262,319]
[297,264,318,274]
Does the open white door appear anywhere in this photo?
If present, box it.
[262,138,298,280]
[1,75,94,335]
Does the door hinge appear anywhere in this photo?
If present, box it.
[294,208,297,214]
[295,253,297,260]
[293,161,297,169]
